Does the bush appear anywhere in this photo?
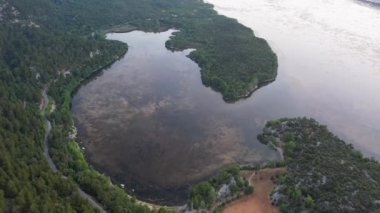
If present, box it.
[244,186,254,195]
[189,182,215,210]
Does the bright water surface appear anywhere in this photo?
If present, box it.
[206,0,380,157]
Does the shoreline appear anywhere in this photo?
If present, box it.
[46,42,170,211]
[224,76,277,103]
[63,0,279,205]
[70,29,278,208]
[50,0,380,211]
[41,89,107,213]
[70,31,186,207]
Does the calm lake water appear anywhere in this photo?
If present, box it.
[72,0,380,205]
[72,30,279,204]
[206,0,380,158]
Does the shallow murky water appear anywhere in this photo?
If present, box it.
[72,30,278,204]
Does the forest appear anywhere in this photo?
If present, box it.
[0,24,109,213]
[258,118,380,213]
[0,0,276,211]
[10,0,278,101]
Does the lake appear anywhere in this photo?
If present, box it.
[72,0,380,205]
[72,30,279,204]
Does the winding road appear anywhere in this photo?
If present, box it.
[41,88,107,213]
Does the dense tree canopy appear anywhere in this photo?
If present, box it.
[259,118,380,213]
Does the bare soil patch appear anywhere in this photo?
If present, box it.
[223,168,286,213]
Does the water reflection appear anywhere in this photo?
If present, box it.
[206,0,380,158]
[73,0,380,204]
[72,30,278,204]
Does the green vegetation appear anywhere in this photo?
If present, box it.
[165,12,278,101]
[0,190,4,212]
[44,35,170,212]
[189,182,216,209]
[0,25,101,213]
[0,16,169,213]
[44,96,53,116]
[259,118,380,213]
[188,165,253,211]
[8,0,277,101]
[0,0,276,211]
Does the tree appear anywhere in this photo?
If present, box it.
[305,195,314,208]
[6,180,18,198]
[189,182,216,209]
[284,141,297,157]
[244,186,254,195]
[0,190,5,212]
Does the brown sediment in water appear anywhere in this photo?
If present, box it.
[77,107,267,204]
[223,168,286,213]
[72,30,279,205]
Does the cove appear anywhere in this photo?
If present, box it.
[71,30,278,205]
